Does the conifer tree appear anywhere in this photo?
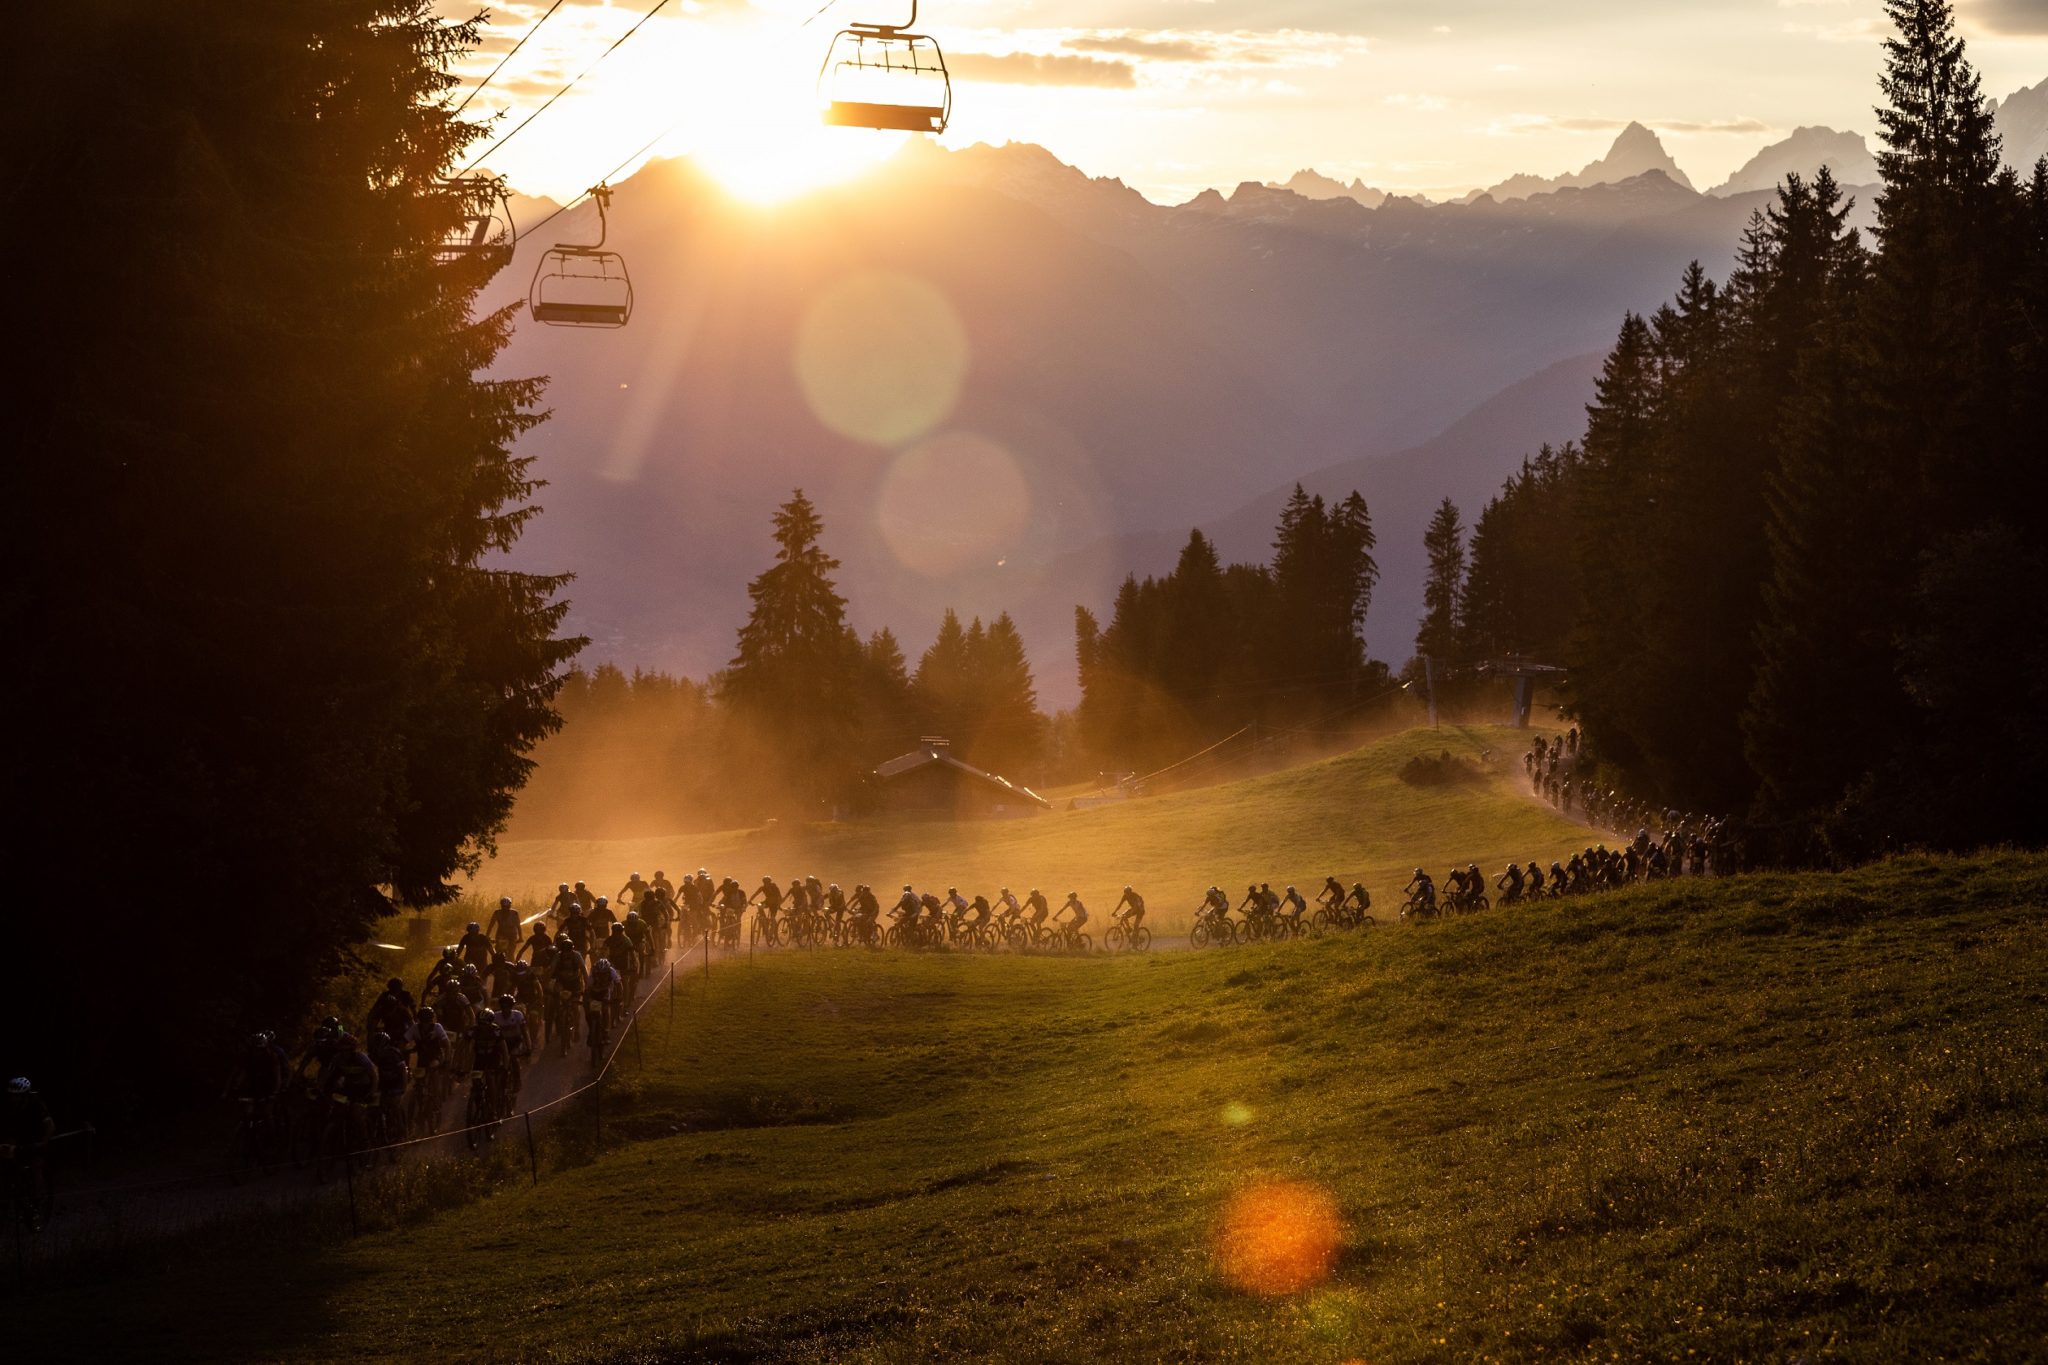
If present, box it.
[1416,498,1467,667]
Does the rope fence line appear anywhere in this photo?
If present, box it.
[6,933,720,1272]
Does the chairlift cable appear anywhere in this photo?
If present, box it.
[799,0,847,28]
[514,115,687,241]
[458,0,674,176]
[452,0,571,118]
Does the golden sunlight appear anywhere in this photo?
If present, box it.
[1215,1179,1343,1297]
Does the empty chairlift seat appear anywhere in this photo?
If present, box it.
[433,174,516,268]
[527,184,633,330]
[818,3,951,135]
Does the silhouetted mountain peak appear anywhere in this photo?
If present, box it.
[1267,168,1391,208]
[1710,126,1876,196]
[1470,121,1695,202]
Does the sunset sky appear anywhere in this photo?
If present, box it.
[444,0,2048,203]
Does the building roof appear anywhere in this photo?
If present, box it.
[872,745,1053,809]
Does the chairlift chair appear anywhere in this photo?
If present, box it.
[818,0,951,135]
[528,184,633,329]
[433,175,516,267]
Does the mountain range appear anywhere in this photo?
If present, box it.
[490,80,2046,705]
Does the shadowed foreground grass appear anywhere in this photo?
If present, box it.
[25,853,2048,1361]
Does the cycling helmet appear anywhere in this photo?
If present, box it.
[7,1077,31,1094]
[499,896,513,909]
[321,1016,341,1031]
[417,1006,435,1023]
[630,871,640,880]
[595,895,609,907]
[386,977,403,992]
[626,910,640,923]
[1001,887,1011,896]
[248,1033,269,1049]
[904,884,914,893]
[441,946,457,961]
[460,964,479,979]
[499,994,515,1010]
[558,882,570,892]
[1415,867,1426,878]
[467,921,481,934]
[477,1009,494,1026]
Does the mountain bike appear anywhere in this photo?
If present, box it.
[1103,918,1152,952]
[464,1068,505,1149]
[1191,908,1237,947]
[749,909,781,950]
[585,1000,612,1067]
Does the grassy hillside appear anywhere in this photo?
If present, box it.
[26,853,2048,1360]
[477,724,1589,931]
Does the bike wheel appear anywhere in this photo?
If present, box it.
[1104,926,1127,953]
[1133,926,1152,952]
[1191,921,1211,948]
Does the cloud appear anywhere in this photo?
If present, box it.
[1965,0,2048,34]
[1067,33,1218,62]
[950,51,1138,88]
[1384,92,1449,112]
[1490,114,1771,136]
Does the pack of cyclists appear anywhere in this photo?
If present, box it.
[1527,732,1737,874]
[1190,876,1375,946]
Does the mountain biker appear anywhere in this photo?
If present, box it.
[422,945,460,1001]
[469,1010,509,1104]
[407,1005,449,1073]
[624,910,652,965]
[495,993,530,1098]
[1025,889,1051,928]
[297,1016,345,1081]
[1056,891,1089,938]
[1258,883,1282,919]
[1347,882,1372,914]
[1497,862,1525,905]
[570,880,595,913]
[1404,868,1436,911]
[1114,885,1146,931]
[226,1031,289,1109]
[489,896,522,956]
[967,894,993,930]
[651,869,675,901]
[605,922,640,990]
[1318,876,1346,911]
[919,892,946,934]
[1201,885,1230,920]
[456,962,486,1006]
[550,882,579,920]
[367,977,416,1039]
[1280,885,1308,925]
[751,877,785,924]
[369,1031,409,1138]
[826,883,848,926]
[559,901,591,954]
[946,886,969,923]
[518,920,553,963]
[995,887,1022,921]
[1466,863,1483,904]
[325,1034,379,1106]
[589,895,620,942]
[586,955,622,1033]
[618,872,649,907]
[457,920,494,968]
[1235,883,1263,917]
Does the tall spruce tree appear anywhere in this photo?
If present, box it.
[3,1,579,1096]
[723,490,859,802]
[1416,499,1467,667]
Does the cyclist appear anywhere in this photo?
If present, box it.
[1235,882,1264,924]
[967,893,993,932]
[945,886,969,931]
[367,977,416,1040]
[751,877,785,928]
[225,1030,289,1113]
[1466,863,1484,907]
[1546,861,1568,897]
[1346,882,1372,915]
[468,1010,509,1114]
[495,993,530,1100]
[1404,867,1436,912]
[995,887,1022,923]
[617,871,650,907]
[1025,889,1051,932]
[571,880,595,913]
[407,1005,449,1072]
[604,921,640,996]
[4,1077,56,1219]
[456,962,486,1007]
[1496,862,1525,905]
[589,894,619,941]
[517,919,553,963]
[296,1016,345,1082]
[651,869,675,901]
[1113,885,1146,932]
[1055,891,1089,943]
[624,910,653,970]
[488,896,522,957]
[421,945,460,1001]
[1279,885,1308,928]
[559,899,591,955]
[586,955,623,1038]
[1443,865,1470,907]
[1258,883,1282,921]
[547,939,587,1045]
[368,1031,409,1144]
[457,920,494,968]
[825,883,849,930]
[549,882,579,920]
[1318,876,1346,912]
[323,1033,380,1142]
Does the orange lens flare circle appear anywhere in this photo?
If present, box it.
[1214,1179,1342,1297]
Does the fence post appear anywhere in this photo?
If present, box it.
[523,1111,539,1187]
[702,931,709,990]
[343,1155,360,1237]
[594,1075,602,1149]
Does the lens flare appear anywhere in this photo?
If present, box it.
[1215,1179,1342,1297]
[794,271,968,447]
[877,430,1029,576]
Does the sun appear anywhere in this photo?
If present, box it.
[611,13,909,204]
